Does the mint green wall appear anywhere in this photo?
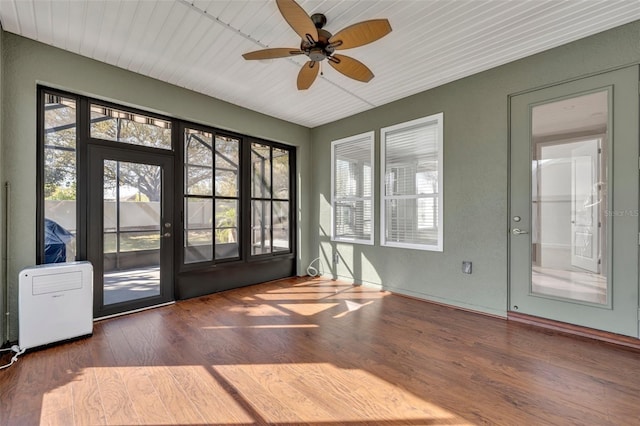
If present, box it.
[311,21,640,316]
[3,20,640,341]
[0,33,312,341]
[0,27,4,343]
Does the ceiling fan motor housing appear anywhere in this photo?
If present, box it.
[301,27,334,61]
[310,13,327,29]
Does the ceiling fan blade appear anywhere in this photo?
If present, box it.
[297,61,319,90]
[328,54,374,82]
[242,48,303,60]
[329,19,392,50]
[276,0,318,43]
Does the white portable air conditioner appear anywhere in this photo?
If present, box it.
[19,261,93,350]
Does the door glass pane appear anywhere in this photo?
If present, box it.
[103,160,161,305]
[531,91,608,304]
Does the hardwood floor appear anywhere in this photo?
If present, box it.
[1,276,639,425]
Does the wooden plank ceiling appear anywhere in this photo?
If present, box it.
[1,0,639,128]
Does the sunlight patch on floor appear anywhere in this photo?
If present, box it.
[201,324,319,330]
[333,300,374,318]
[39,363,471,425]
[214,362,472,425]
[255,291,347,300]
[227,303,291,316]
[277,302,340,316]
[40,366,254,425]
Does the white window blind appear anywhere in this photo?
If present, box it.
[381,113,443,251]
[331,132,374,244]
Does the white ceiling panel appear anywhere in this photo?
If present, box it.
[101,1,137,65]
[79,0,106,58]
[32,0,52,44]
[13,0,36,39]
[1,0,639,128]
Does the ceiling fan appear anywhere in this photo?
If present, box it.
[242,0,392,90]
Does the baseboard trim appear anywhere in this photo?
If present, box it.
[508,311,640,351]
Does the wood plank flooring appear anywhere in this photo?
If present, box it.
[1,276,639,425]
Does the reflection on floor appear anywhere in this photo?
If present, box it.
[532,266,607,304]
[103,267,160,305]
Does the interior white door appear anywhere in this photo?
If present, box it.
[570,138,600,273]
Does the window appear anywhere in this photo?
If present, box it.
[381,113,443,251]
[90,104,172,150]
[183,129,240,263]
[39,86,296,292]
[331,132,374,244]
[41,93,78,263]
[251,143,291,255]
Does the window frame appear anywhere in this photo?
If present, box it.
[380,113,444,252]
[37,88,81,264]
[182,125,242,265]
[249,141,295,258]
[331,131,375,245]
[88,102,173,151]
[37,86,297,281]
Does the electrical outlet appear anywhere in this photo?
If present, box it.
[462,261,472,274]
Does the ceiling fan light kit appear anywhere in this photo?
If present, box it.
[242,0,392,90]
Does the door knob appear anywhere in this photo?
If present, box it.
[163,232,171,238]
[512,228,529,235]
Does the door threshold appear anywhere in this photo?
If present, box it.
[508,311,640,351]
[94,301,175,322]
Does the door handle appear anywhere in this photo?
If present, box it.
[512,228,529,235]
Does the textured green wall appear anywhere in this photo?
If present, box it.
[3,20,640,342]
[0,33,312,341]
[0,28,4,342]
[311,21,640,316]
